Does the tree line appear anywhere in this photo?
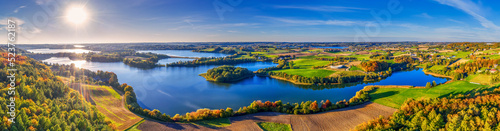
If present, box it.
[166,57,257,67]
[315,56,357,62]
[200,65,254,82]
[355,87,500,131]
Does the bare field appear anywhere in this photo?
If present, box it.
[320,52,352,57]
[86,85,143,130]
[63,79,142,131]
[139,102,396,131]
[451,59,469,66]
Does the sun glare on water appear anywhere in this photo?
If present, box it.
[65,5,89,25]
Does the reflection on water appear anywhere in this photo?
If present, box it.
[42,57,449,115]
[42,57,87,68]
[28,48,98,54]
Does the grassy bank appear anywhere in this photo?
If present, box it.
[369,81,487,108]
[257,122,292,131]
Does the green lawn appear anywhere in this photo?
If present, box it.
[437,51,472,58]
[393,52,409,56]
[428,65,447,72]
[369,50,385,53]
[298,54,334,59]
[275,69,335,77]
[369,81,487,108]
[466,74,494,85]
[257,122,292,131]
[349,66,363,71]
[351,54,371,61]
[194,118,231,128]
[292,59,331,68]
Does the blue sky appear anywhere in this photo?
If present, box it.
[1,0,500,44]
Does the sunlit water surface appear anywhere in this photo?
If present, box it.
[42,50,449,115]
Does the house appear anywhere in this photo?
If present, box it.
[491,69,497,73]
[330,65,345,69]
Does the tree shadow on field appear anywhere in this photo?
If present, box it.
[369,90,399,101]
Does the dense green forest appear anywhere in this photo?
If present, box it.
[122,56,160,69]
[0,53,114,130]
[200,65,254,82]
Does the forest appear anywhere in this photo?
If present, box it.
[122,56,160,69]
[166,57,257,67]
[355,87,500,131]
[0,54,114,130]
[200,65,254,82]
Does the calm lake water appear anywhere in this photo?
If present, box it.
[137,50,230,58]
[27,48,97,54]
[41,50,449,115]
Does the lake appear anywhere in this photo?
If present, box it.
[137,50,230,58]
[27,48,98,54]
[41,51,449,115]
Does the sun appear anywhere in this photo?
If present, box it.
[65,5,89,25]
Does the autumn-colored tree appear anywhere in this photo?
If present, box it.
[309,101,319,112]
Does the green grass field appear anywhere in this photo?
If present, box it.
[291,59,331,68]
[437,51,472,58]
[275,69,335,77]
[369,81,487,108]
[194,118,231,128]
[466,74,494,85]
[349,66,363,71]
[257,122,292,131]
[350,54,371,61]
[272,58,335,77]
[428,65,447,72]
[369,50,385,53]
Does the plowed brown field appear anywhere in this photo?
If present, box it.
[139,102,396,131]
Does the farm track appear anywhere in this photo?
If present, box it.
[138,102,396,131]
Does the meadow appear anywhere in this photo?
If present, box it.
[369,81,487,108]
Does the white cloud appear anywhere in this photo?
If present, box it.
[274,5,368,12]
[168,23,259,31]
[35,0,54,5]
[13,6,26,13]
[397,23,428,30]
[447,19,466,24]
[434,0,500,30]
[0,17,25,25]
[415,13,433,19]
[0,17,26,30]
[259,16,370,26]
[28,27,42,34]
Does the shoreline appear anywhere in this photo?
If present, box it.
[423,70,454,79]
[268,75,314,85]
[364,85,427,89]
[200,73,255,83]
